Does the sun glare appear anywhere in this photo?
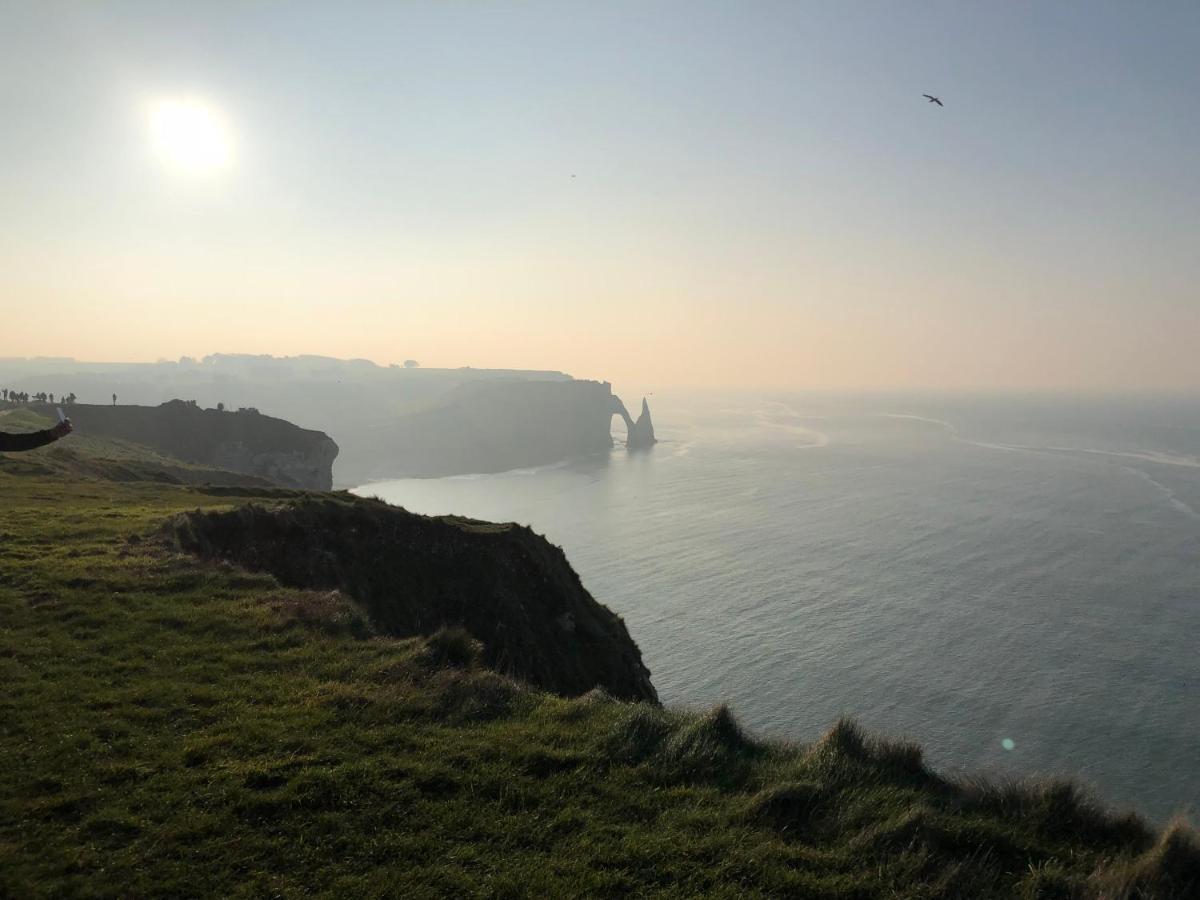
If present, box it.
[148,98,233,173]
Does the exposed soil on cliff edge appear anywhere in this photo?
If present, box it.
[168,494,657,702]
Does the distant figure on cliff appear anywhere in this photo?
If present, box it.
[112,393,117,406]
[0,418,72,452]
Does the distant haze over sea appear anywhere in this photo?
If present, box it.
[357,391,1200,823]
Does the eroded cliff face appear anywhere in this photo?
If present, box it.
[64,401,338,489]
[340,379,625,481]
[170,496,658,702]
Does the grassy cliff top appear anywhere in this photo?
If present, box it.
[1,442,1197,897]
[0,408,271,486]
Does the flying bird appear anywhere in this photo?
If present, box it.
[923,94,944,107]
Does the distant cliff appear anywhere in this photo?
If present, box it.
[338,379,656,481]
[171,495,657,702]
[63,401,338,490]
[0,356,654,484]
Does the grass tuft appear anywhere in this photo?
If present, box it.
[743,781,825,837]
[418,625,483,671]
[260,589,375,638]
[603,704,678,764]
[959,775,1152,849]
[659,704,758,780]
[809,717,932,786]
[1016,860,1087,899]
[850,804,943,854]
[429,669,530,723]
[1093,817,1200,899]
[578,686,616,705]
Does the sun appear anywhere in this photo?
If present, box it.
[148,98,234,173]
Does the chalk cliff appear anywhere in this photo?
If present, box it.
[340,379,656,481]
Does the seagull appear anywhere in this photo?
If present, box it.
[923,94,944,107]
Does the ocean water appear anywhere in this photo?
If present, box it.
[353,392,1200,822]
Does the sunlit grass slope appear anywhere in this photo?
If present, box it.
[1,439,1197,898]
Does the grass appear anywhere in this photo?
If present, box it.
[1,439,1198,897]
[0,407,270,485]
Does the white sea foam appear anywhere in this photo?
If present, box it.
[507,460,573,477]
[878,413,1200,468]
[1121,466,1200,520]
[1052,446,1200,469]
[796,431,830,450]
[878,412,961,435]
[756,400,831,449]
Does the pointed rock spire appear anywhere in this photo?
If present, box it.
[627,397,656,449]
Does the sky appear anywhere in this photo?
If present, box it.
[2,1,1198,391]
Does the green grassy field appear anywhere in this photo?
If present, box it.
[1,434,1197,898]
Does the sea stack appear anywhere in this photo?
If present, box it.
[627,397,657,449]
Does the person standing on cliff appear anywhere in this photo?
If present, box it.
[0,418,73,452]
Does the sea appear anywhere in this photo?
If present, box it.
[352,392,1200,822]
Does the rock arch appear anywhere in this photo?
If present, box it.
[610,395,656,449]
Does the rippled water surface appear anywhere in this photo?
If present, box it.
[354,393,1200,821]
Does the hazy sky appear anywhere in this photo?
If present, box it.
[2,1,1198,390]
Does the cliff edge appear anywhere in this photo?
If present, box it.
[63,400,338,490]
[170,495,657,702]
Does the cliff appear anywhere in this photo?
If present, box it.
[170,495,657,702]
[62,400,338,490]
[1,356,653,483]
[339,379,650,481]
